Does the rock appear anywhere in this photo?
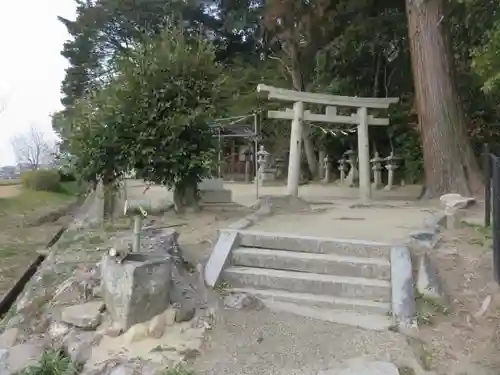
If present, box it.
[0,328,19,349]
[123,323,149,343]
[47,321,71,342]
[408,230,439,250]
[440,193,475,211]
[4,343,46,374]
[52,274,100,306]
[148,312,167,338]
[63,330,102,365]
[224,293,264,311]
[82,358,163,375]
[174,299,196,323]
[0,349,9,374]
[417,253,446,304]
[61,301,104,329]
[319,359,400,375]
[101,253,171,331]
[164,308,176,326]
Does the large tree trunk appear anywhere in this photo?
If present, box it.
[406,0,483,198]
[291,62,317,178]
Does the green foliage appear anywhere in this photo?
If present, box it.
[18,350,76,375]
[21,170,62,192]
[66,25,221,196]
[115,26,221,191]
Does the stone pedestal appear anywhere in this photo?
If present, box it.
[344,150,359,187]
[257,145,278,186]
[338,157,348,185]
[323,156,331,183]
[199,178,232,203]
[101,253,172,331]
[383,152,401,191]
[370,152,384,189]
[243,149,253,183]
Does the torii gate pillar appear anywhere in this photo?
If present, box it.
[357,107,371,201]
[287,101,304,196]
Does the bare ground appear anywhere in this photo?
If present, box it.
[411,222,500,375]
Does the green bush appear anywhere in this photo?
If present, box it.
[58,170,76,182]
[21,169,62,192]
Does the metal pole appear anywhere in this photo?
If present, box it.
[484,143,491,227]
[132,215,142,252]
[217,128,221,178]
[492,156,500,283]
[254,113,259,199]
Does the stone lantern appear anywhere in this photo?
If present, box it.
[338,157,348,184]
[370,152,384,189]
[344,149,359,187]
[383,152,401,190]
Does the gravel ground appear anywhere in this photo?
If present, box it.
[194,307,424,375]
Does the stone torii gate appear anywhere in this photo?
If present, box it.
[257,84,399,201]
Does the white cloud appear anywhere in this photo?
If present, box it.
[0,0,77,166]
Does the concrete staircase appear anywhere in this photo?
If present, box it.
[220,230,395,330]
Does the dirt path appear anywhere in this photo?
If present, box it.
[0,185,21,198]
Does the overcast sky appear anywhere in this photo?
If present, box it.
[0,0,77,166]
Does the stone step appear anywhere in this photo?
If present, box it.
[231,247,391,280]
[222,267,391,302]
[229,288,391,315]
[261,300,393,331]
[237,230,391,258]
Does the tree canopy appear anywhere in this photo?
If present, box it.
[53,0,500,198]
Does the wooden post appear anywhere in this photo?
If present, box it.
[357,107,371,200]
[287,101,304,196]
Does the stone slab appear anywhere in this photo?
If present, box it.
[390,246,417,330]
[237,230,392,258]
[231,247,391,280]
[204,230,240,287]
[223,267,391,302]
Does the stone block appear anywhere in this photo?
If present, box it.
[440,193,475,211]
[199,189,232,203]
[61,301,104,330]
[199,178,224,191]
[101,253,172,331]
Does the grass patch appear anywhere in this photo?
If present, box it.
[462,222,493,247]
[18,350,77,375]
[415,291,449,326]
[0,184,77,214]
[0,179,20,186]
[214,280,231,296]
